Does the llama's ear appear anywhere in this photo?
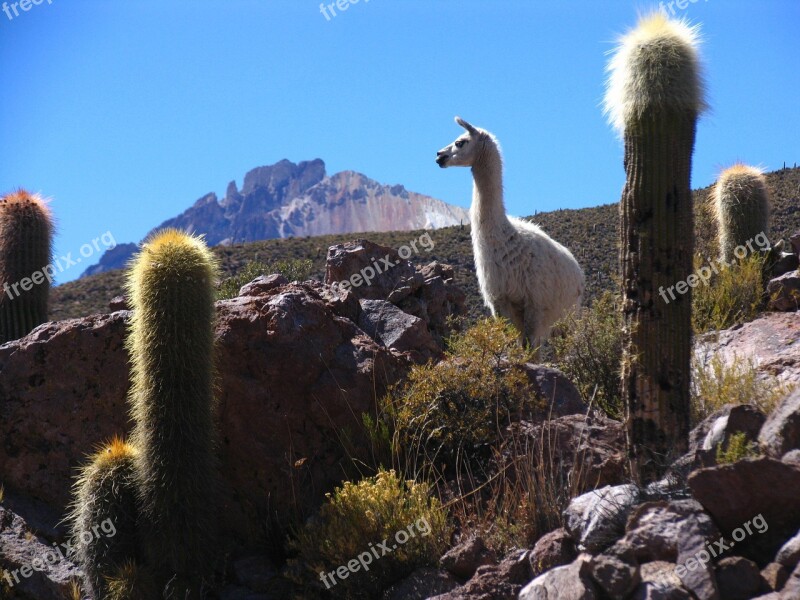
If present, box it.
[455,116,478,134]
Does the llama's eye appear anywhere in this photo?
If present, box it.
[455,140,466,148]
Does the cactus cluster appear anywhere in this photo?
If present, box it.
[714,164,770,263]
[72,229,219,598]
[605,13,706,482]
[0,190,53,343]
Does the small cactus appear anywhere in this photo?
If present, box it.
[106,561,158,600]
[126,229,219,592]
[714,164,770,263]
[71,437,140,599]
[0,190,53,343]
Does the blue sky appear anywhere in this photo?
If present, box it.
[1,0,798,283]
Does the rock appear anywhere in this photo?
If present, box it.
[768,271,800,311]
[382,567,460,600]
[238,273,289,296]
[783,449,800,466]
[518,556,598,600]
[776,530,800,570]
[563,484,640,553]
[431,550,531,600]
[694,312,800,389]
[358,299,440,362]
[588,550,640,598]
[621,500,720,600]
[715,556,762,600]
[0,281,409,552]
[528,528,577,576]
[671,404,767,479]
[439,536,497,581]
[325,240,466,346]
[521,364,586,417]
[780,562,800,597]
[759,388,800,458]
[760,562,790,592]
[688,458,800,564]
[505,414,627,493]
[0,503,82,600]
[108,294,129,311]
[771,252,800,278]
[631,562,692,599]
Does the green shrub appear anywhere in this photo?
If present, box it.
[692,253,766,334]
[691,351,791,423]
[386,318,538,474]
[549,291,623,419]
[289,469,449,599]
[216,258,313,300]
[716,432,759,464]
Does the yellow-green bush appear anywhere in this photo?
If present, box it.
[716,432,759,465]
[386,318,538,474]
[549,291,623,419]
[289,469,450,599]
[691,351,791,423]
[216,258,313,300]
[692,253,766,334]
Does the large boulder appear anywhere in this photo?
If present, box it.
[0,280,409,552]
[688,458,800,564]
[563,484,640,553]
[759,388,800,459]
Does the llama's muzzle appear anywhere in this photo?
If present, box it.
[435,152,449,167]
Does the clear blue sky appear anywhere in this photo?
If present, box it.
[1,0,798,283]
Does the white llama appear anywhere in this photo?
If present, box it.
[436,116,585,348]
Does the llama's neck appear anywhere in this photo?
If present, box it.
[470,139,508,229]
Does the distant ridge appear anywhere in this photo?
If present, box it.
[80,159,469,277]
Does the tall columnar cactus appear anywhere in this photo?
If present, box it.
[127,229,219,593]
[0,190,53,343]
[71,437,140,599]
[605,14,706,483]
[714,164,770,263]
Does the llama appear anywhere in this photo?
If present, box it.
[436,117,585,349]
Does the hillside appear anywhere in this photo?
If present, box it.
[51,167,800,322]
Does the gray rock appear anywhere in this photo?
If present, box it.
[631,562,692,600]
[359,299,440,362]
[776,529,800,570]
[759,388,800,458]
[563,484,640,553]
[382,567,460,600]
[239,274,289,297]
[518,556,598,600]
[588,550,640,598]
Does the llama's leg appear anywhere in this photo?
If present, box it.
[522,305,543,360]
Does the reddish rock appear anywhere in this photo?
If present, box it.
[439,536,497,581]
[588,550,640,598]
[688,458,800,564]
[0,281,409,552]
[237,273,288,297]
[529,528,577,576]
[431,550,531,600]
[760,562,790,592]
[383,567,460,600]
[768,271,800,311]
[632,562,692,599]
[715,556,762,600]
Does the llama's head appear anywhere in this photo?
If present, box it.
[436,117,490,168]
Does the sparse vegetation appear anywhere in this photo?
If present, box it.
[550,291,623,419]
[385,318,539,476]
[289,469,449,599]
[716,432,759,464]
[692,253,767,334]
[691,351,792,423]
[215,258,313,300]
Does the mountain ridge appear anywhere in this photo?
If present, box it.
[80,158,470,277]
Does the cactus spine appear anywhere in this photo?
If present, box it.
[71,437,140,599]
[127,229,218,593]
[605,14,706,482]
[714,164,770,262]
[0,190,53,343]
